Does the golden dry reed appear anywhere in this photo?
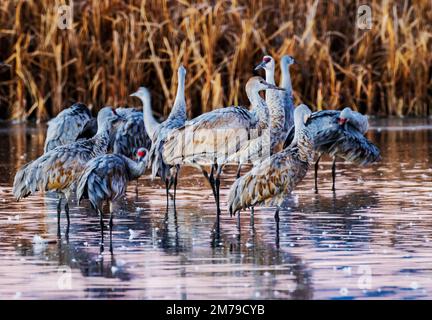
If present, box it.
[0,0,431,122]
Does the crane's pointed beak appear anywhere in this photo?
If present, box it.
[266,83,285,91]
[130,92,138,97]
[254,61,267,71]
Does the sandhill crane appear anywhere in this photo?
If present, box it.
[255,55,296,145]
[162,76,284,220]
[13,107,121,230]
[227,104,314,224]
[284,107,379,192]
[76,148,149,249]
[131,65,187,209]
[44,103,94,152]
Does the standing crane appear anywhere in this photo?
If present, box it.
[162,76,284,221]
[13,107,121,230]
[44,103,94,152]
[284,107,378,192]
[227,104,314,224]
[76,148,149,250]
[130,65,187,210]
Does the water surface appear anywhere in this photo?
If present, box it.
[0,119,431,299]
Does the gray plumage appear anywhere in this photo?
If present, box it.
[163,76,283,167]
[44,103,93,152]
[77,149,149,212]
[228,105,314,217]
[162,76,284,219]
[13,107,121,225]
[110,107,152,158]
[283,107,380,192]
[314,120,380,166]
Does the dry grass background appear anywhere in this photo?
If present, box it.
[0,0,431,122]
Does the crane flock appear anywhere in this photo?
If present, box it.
[12,55,381,246]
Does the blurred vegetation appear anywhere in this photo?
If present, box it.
[0,0,431,122]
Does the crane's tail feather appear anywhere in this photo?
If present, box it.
[314,125,381,165]
[12,161,36,201]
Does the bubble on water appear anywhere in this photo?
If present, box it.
[254,291,261,298]
[264,272,271,277]
[273,290,280,297]
[129,229,138,240]
[111,266,118,274]
[410,281,419,290]
[83,242,88,246]
[339,287,348,296]
[343,267,352,275]
[13,292,22,299]
[245,242,253,248]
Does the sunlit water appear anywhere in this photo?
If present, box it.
[0,119,431,300]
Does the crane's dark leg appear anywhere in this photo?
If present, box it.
[109,202,114,253]
[64,201,70,226]
[331,157,336,192]
[98,208,104,252]
[165,178,170,211]
[236,210,241,231]
[56,196,62,236]
[135,179,139,195]
[314,154,322,193]
[173,166,179,210]
[236,164,242,179]
[274,208,280,224]
[250,207,255,227]
[275,207,280,247]
[202,169,216,200]
[214,165,222,220]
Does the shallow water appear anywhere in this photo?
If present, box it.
[0,119,431,300]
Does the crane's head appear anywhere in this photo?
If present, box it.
[130,87,150,99]
[338,107,353,125]
[294,104,312,126]
[246,76,285,93]
[254,55,275,71]
[281,55,297,67]
[178,64,187,78]
[136,147,149,162]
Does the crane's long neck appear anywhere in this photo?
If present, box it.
[265,67,275,85]
[281,64,292,93]
[168,73,187,122]
[125,157,147,180]
[247,88,269,130]
[140,94,158,138]
[281,64,294,130]
[290,121,313,163]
